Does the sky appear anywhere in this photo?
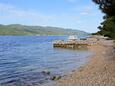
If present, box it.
[0,0,104,33]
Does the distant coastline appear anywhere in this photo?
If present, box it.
[0,24,88,36]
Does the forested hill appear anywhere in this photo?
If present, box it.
[0,24,88,36]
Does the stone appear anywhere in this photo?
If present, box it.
[50,76,61,80]
[41,70,50,75]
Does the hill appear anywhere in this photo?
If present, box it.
[0,24,88,36]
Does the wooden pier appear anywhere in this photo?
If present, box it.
[53,40,89,49]
[53,35,99,49]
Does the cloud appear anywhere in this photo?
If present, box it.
[0,2,82,25]
[0,3,54,22]
[80,6,93,15]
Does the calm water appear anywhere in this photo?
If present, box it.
[0,36,91,86]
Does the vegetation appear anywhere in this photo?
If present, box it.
[113,40,115,43]
[0,24,88,36]
[92,0,115,39]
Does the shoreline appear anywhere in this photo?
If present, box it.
[55,39,115,86]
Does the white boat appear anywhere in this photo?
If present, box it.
[68,35,77,41]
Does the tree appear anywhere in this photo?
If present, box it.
[92,0,115,39]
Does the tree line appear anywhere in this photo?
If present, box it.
[92,0,115,39]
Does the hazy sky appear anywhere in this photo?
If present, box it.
[0,0,104,32]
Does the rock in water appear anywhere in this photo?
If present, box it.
[50,76,61,80]
[41,70,50,75]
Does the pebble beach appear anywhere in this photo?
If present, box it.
[55,37,115,86]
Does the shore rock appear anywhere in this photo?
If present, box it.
[41,70,50,75]
[50,76,61,80]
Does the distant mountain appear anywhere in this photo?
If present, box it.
[0,24,89,36]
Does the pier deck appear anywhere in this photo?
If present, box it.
[53,40,91,49]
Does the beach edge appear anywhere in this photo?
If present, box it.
[55,38,115,86]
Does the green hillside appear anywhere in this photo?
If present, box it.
[0,24,88,36]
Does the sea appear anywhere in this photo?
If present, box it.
[0,36,91,86]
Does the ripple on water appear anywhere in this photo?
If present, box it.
[0,36,91,86]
